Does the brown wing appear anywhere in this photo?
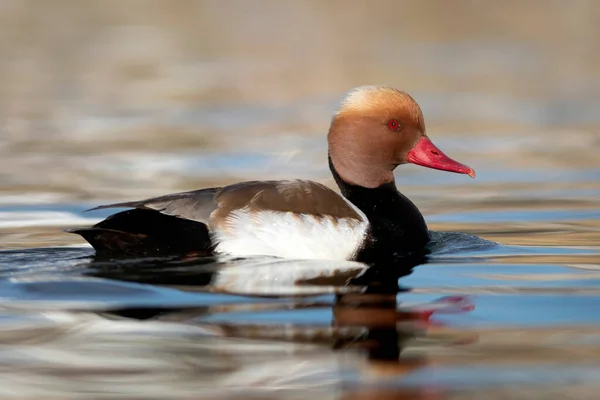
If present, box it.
[211,179,363,228]
[86,180,360,224]
[87,187,220,224]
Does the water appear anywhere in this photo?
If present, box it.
[1,1,600,398]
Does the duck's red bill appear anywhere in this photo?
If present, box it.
[407,137,476,178]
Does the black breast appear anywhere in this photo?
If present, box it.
[329,157,430,264]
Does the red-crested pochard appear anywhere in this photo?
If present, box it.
[70,86,475,263]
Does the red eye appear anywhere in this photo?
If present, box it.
[387,119,401,131]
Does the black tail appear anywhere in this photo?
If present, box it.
[67,209,213,258]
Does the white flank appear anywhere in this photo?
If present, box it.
[213,209,369,260]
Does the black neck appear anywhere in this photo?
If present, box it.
[328,156,430,262]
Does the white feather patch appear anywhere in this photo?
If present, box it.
[212,209,369,260]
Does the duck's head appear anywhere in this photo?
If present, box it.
[328,86,475,188]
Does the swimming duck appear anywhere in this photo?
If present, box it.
[70,86,475,263]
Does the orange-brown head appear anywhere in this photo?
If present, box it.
[328,86,475,188]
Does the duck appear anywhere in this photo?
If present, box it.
[69,86,475,263]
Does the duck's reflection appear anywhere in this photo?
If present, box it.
[85,253,476,388]
[87,251,422,294]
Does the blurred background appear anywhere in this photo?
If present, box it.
[1,0,598,218]
[0,1,600,398]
